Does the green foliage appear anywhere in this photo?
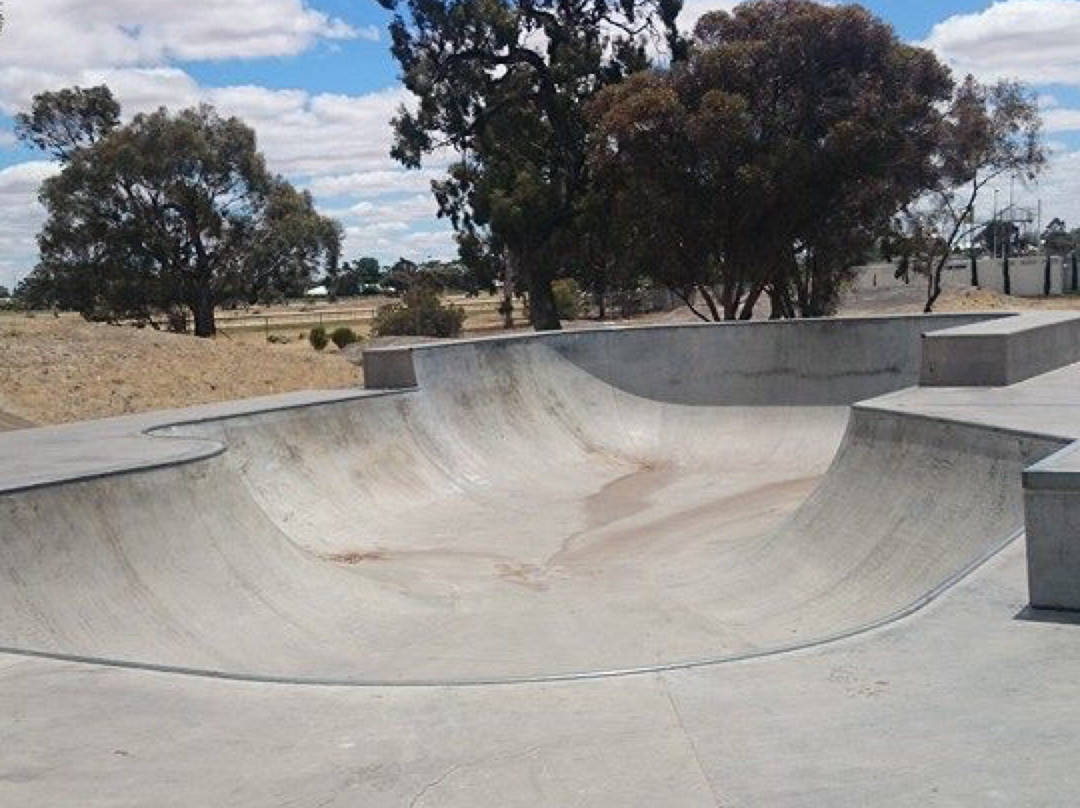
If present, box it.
[371,286,465,338]
[589,0,960,320]
[382,0,682,329]
[329,256,382,297]
[1042,218,1074,257]
[16,85,341,336]
[380,257,419,294]
[308,326,328,351]
[330,326,359,349]
[14,85,119,159]
[551,279,582,320]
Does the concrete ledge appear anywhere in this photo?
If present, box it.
[921,311,1080,386]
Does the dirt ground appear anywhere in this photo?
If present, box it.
[0,312,359,426]
[0,294,513,428]
[3,285,1079,429]
[836,284,1080,316]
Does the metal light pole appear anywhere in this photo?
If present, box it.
[992,188,1000,258]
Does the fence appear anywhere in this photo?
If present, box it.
[216,298,500,335]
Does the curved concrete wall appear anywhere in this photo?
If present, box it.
[367,314,1005,406]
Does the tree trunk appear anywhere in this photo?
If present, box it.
[524,260,560,331]
[191,286,216,338]
[1044,254,1052,296]
[923,261,944,313]
[1003,253,1011,296]
[719,281,741,320]
[970,253,978,287]
[502,252,515,329]
[738,282,765,320]
[1073,252,1078,292]
[768,286,784,319]
[698,285,722,321]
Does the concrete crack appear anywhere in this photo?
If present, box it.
[408,763,463,808]
[660,675,726,807]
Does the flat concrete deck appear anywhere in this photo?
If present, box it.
[3,315,1080,805]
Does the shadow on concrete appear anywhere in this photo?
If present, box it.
[1015,605,1080,626]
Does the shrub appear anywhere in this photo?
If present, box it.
[266,333,290,344]
[308,325,328,351]
[371,285,465,338]
[330,326,359,349]
[552,278,582,320]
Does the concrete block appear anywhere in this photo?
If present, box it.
[921,312,1080,386]
[1024,444,1080,610]
[363,347,418,388]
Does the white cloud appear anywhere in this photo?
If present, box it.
[343,222,455,260]
[0,162,58,290]
[0,0,456,271]
[0,161,58,199]
[677,1,742,33]
[1042,107,1080,133]
[309,168,441,197]
[923,0,1080,86]
[206,87,417,177]
[0,0,362,113]
[2,0,358,67]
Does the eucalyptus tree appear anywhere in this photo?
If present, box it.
[18,86,340,335]
[380,0,683,329]
[590,0,957,319]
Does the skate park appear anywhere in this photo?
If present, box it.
[3,312,1080,804]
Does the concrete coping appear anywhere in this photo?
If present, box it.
[921,310,1079,336]
[0,387,393,495]
[362,312,1014,390]
[361,311,1015,356]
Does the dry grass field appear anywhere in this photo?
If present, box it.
[0,293,507,427]
[216,294,505,344]
[0,312,359,426]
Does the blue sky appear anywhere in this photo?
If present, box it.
[2,0,1080,292]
